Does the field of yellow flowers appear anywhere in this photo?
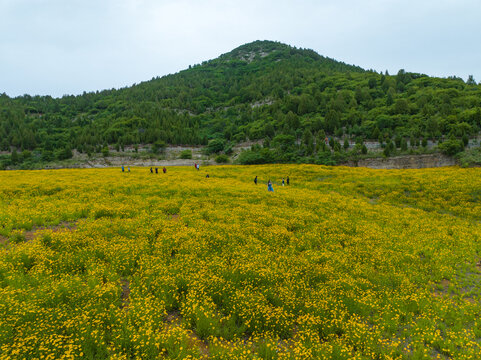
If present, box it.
[0,165,480,359]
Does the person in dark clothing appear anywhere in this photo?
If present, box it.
[254,176,258,185]
[150,167,153,173]
[286,176,290,185]
[206,174,210,178]
[282,178,285,186]
[163,167,167,173]
[155,167,158,174]
[121,165,125,172]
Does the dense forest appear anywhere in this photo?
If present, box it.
[1,40,480,168]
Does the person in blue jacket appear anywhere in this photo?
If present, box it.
[267,180,274,192]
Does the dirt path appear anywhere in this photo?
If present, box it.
[1,221,78,246]
[120,279,130,309]
[164,311,209,358]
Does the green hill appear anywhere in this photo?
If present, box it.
[1,40,480,168]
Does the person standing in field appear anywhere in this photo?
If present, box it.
[155,167,158,174]
[150,167,153,174]
[128,166,130,172]
[267,180,274,192]
[121,165,125,172]
[254,176,258,185]
[287,176,290,185]
[282,178,285,186]
[163,167,167,174]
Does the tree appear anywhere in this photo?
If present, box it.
[410,135,415,148]
[383,145,391,157]
[467,75,476,86]
[264,123,275,138]
[302,129,313,147]
[272,134,296,152]
[11,149,19,164]
[102,146,110,157]
[394,135,402,148]
[438,139,464,156]
[384,139,394,157]
[152,140,166,154]
[205,139,225,154]
[298,94,316,115]
[21,150,32,160]
[394,99,409,114]
[325,110,341,133]
[57,146,73,160]
[42,150,54,162]
[386,88,395,106]
[343,138,350,150]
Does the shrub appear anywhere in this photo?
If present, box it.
[152,140,166,154]
[438,139,464,156]
[205,139,225,154]
[180,150,192,159]
[238,150,264,165]
[57,147,73,160]
[224,143,233,155]
[215,154,229,164]
[101,146,110,157]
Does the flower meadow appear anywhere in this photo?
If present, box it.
[0,165,480,360]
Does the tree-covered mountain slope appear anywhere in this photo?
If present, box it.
[1,40,480,168]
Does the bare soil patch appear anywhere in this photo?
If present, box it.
[0,235,8,245]
[433,279,451,298]
[24,221,78,241]
[120,279,130,309]
[164,311,209,358]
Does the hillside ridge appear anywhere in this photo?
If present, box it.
[0,40,480,169]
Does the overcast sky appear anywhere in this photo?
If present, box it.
[1,0,480,98]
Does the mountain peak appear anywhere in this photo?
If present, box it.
[219,40,291,63]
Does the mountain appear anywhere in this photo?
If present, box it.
[1,40,480,168]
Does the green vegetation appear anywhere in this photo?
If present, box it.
[179,149,193,159]
[457,145,481,167]
[214,154,229,163]
[1,40,480,168]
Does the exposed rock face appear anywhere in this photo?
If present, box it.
[345,154,456,169]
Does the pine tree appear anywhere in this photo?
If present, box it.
[11,149,19,164]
